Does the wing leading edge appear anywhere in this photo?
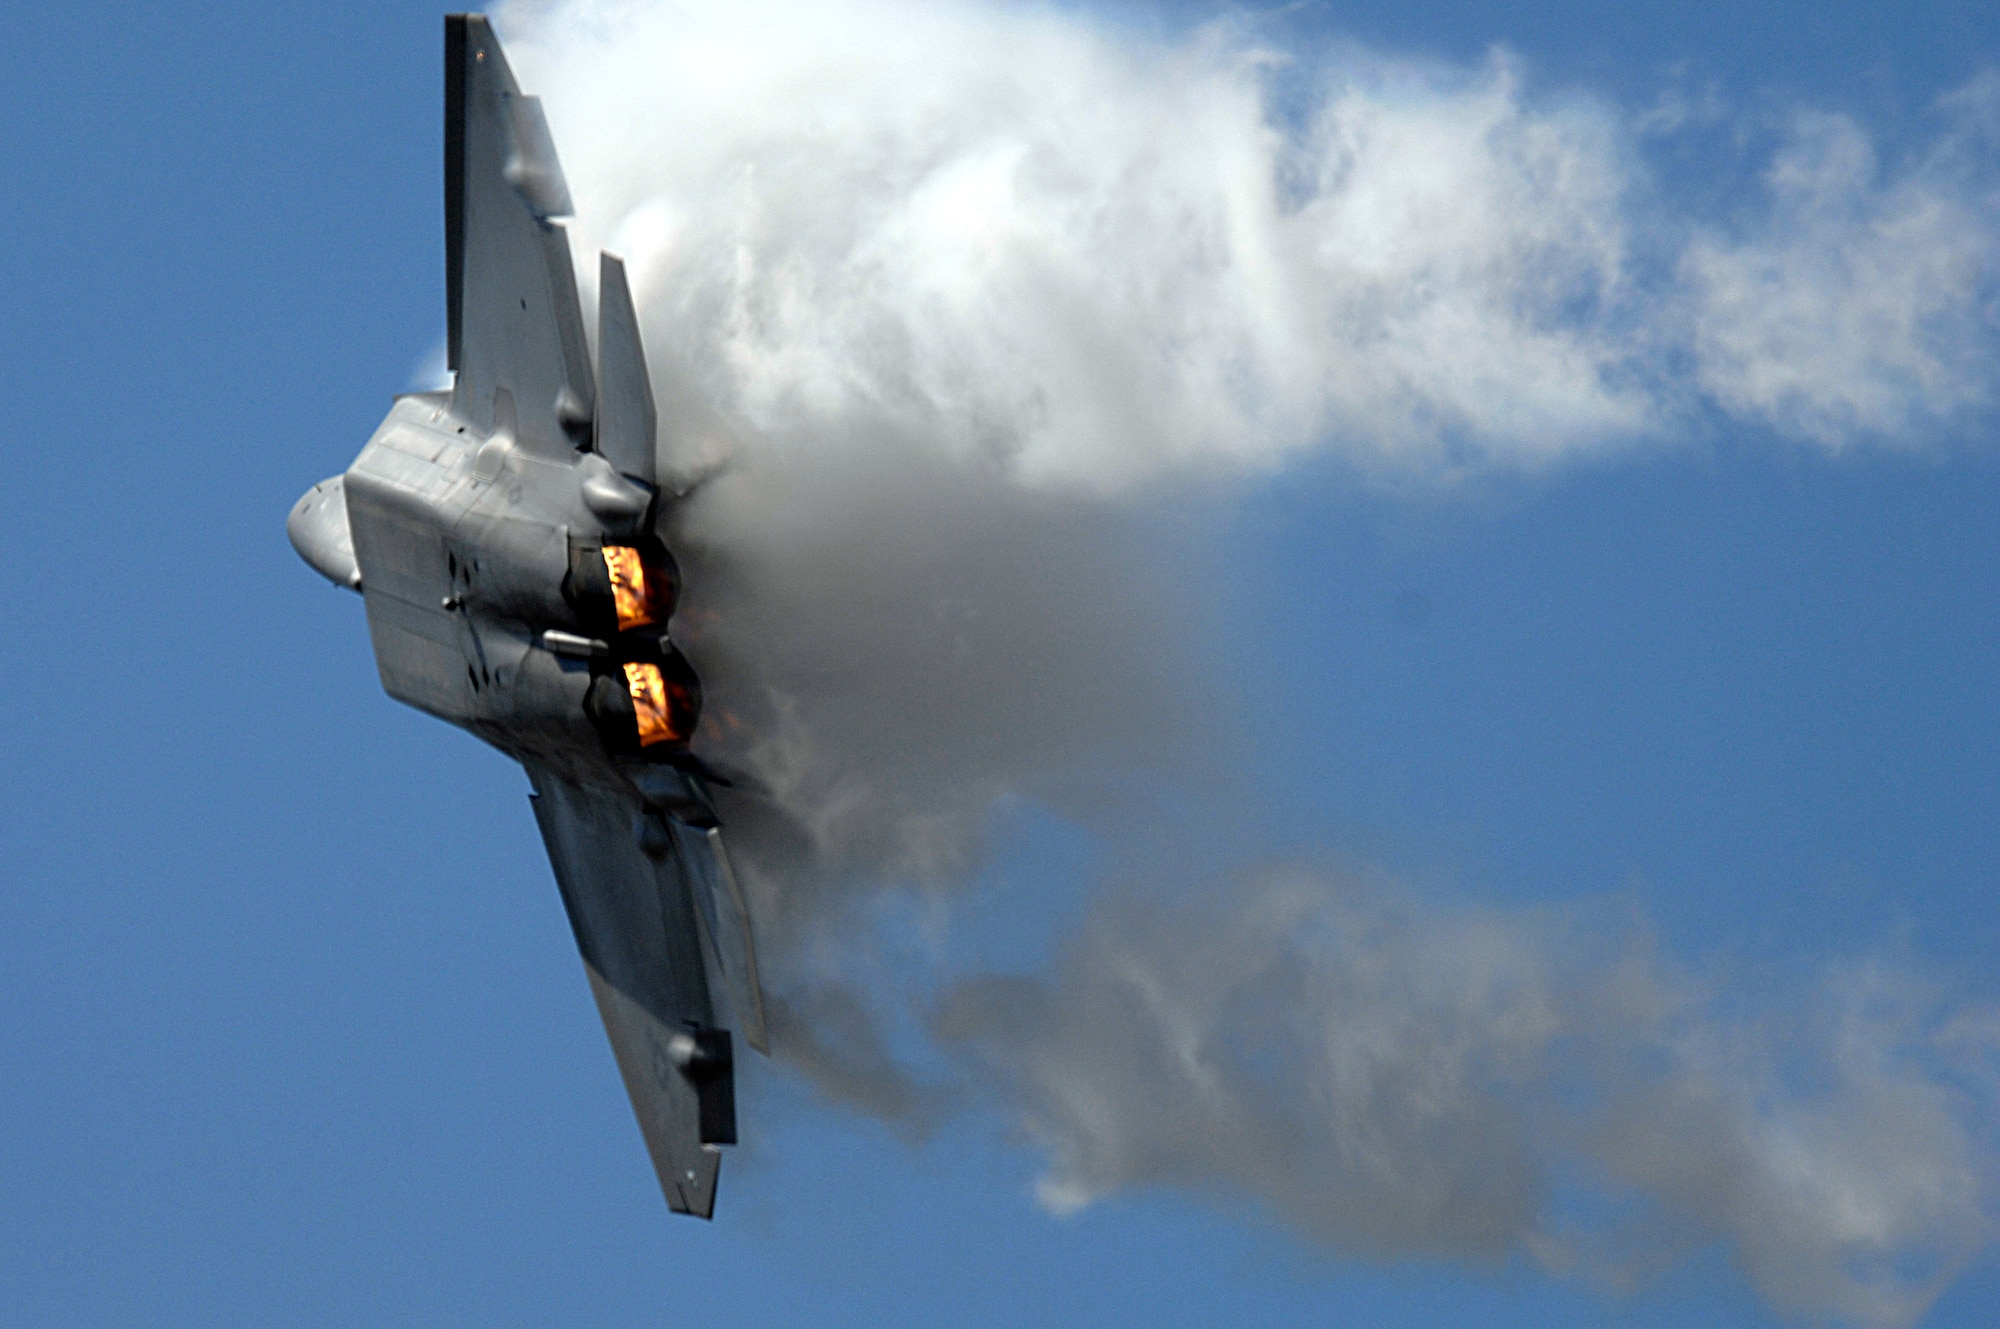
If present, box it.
[445,14,594,462]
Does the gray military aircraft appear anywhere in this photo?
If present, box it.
[288,14,767,1219]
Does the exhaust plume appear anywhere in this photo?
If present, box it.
[940,872,1998,1328]
[489,0,2000,1320]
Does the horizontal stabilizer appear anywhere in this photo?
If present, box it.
[672,822,770,1055]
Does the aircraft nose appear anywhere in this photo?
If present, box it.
[288,475,362,591]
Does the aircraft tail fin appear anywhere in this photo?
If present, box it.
[595,253,658,486]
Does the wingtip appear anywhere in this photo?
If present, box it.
[663,1146,723,1220]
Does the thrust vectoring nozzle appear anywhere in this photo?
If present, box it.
[286,12,767,1222]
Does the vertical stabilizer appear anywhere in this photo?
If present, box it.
[595,253,658,486]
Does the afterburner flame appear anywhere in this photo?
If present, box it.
[603,545,658,630]
[623,661,682,746]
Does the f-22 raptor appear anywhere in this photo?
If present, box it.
[289,14,767,1219]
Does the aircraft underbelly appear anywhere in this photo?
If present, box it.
[361,588,475,723]
[346,410,478,724]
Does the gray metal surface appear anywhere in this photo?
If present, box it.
[289,13,767,1220]
[286,476,361,590]
[594,253,656,486]
[671,819,770,1055]
[528,765,727,1218]
[447,14,593,462]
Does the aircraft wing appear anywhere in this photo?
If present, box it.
[525,764,757,1218]
[664,814,770,1056]
[445,13,595,462]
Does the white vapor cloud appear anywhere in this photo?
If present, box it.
[487,0,2000,1320]
[939,872,1998,1328]
[1686,79,2000,444]
[504,0,1998,488]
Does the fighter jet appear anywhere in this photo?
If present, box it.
[287,14,766,1219]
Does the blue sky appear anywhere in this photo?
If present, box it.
[3,1,1998,1326]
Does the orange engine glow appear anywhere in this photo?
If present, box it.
[622,661,685,746]
[601,545,658,631]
